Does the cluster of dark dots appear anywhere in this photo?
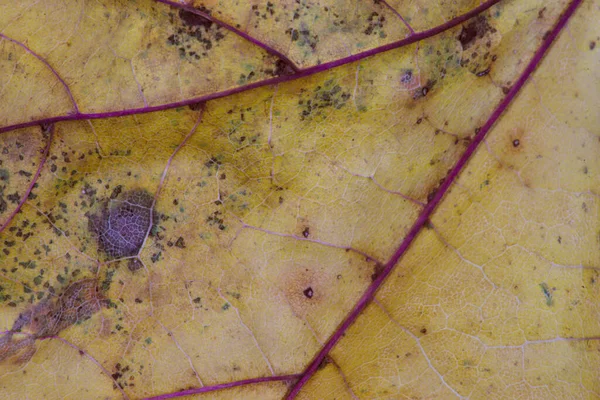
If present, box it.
[298,82,351,120]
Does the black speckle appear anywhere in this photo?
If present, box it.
[513,139,520,147]
[302,227,310,238]
[590,41,596,50]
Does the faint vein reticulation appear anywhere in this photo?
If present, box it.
[88,189,155,259]
[0,279,106,363]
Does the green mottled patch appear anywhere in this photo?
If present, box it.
[539,282,553,306]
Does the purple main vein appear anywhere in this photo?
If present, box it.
[141,374,300,400]
[286,0,583,397]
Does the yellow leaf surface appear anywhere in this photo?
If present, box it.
[0,0,597,399]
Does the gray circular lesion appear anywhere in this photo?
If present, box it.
[88,189,155,259]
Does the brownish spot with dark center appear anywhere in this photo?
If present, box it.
[303,287,314,298]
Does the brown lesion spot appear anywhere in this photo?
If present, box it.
[457,15,494,50]
[0,278,107,364]
[87,189,156,260]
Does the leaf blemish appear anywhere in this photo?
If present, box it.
[539,282,553,306]
[0,278,107,364]
[458,15,493,50]
[87,189,156,260]
[303,287,313,299]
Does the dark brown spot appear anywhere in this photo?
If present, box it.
[188,101,205,111]
[371,263,385,282]
[178,9,212,29]
[303,287,313,298]
[538,7,546,19]
[127,258,142,272]
[476,68,490,77]
[420,328,427,334]
[457,16,492,50]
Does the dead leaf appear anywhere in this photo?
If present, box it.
[0,0,597,399]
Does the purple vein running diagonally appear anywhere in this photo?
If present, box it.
[286,0,584,397]
[142,374,301,400]
[0,34,79,113]
[0,0,502,135]
[0,124,54,234]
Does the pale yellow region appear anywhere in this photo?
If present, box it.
[197,0,410,67]
[0,38,73,127]
[470,339,600,398]
[490,0,570,86]
[327,301,467,399]
[532,0,599,134]
[137,193,374,372]
[369,228,495,339]
[0,336,115,399]
[296,361,359,400]
[0,0,277,117]
[143,75,425,263]
[325,295,600,398]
